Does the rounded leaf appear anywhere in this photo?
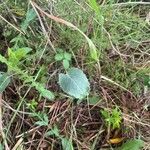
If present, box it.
[64,52,71,61]
[63,59,70,69]
[55,53,64,61]
[59,68,90,99]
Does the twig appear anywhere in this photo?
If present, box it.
[0,94,10,150]
[16,126,40,138]
[12,138,23,150]
[103,28,130,57]
[2,100,32,115]
[0,15,24,34]
[30,2,56,52]
[112,2,150,6]
[101,75,136,98]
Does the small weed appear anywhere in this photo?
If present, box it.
[26,99,38,110]
[101,107,122,129]
[8,47,32,67]
[55,49,72,69]
[0,48,55,100]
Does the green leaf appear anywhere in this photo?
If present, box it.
[56,48,64,53]
[63,59,70,69]
[21,8,36,31]
[8,47,31,66]
[0,143,4,150]
[10,36,21,43]
[26,99,38,110]
[143,75,150,87]
[43,113,49,123]
[13,47,32,60]
[61,138,74,150]
[101,107,122,129]
[55,53,64,61]
[0,73,10,93]
[118,139,144,150]
[88,0,100,15]
[8,48,18,65]
[111,107,122,129]
[88,39,99,61]
[101,109,110,120]
[34,83,55,100]
[0,53,54,100]
[45,125,60,137]
[59,68,90,99]
[64,52,71,61]
[88,96,101,105]
[74,26,99,61]
[35,113,49,126]
[35,121,48,126]
[25,9,36,22]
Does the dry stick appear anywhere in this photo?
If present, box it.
[31,2,56,52]
[2,100,32,115]
[0,15,24,34]
[104,28,130,57]
[16,126,40,138]
[101,75,135,96]
[112,1,150,6]
[30,1,78,30]
[0,94,10,150]
[12,137,23,150]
